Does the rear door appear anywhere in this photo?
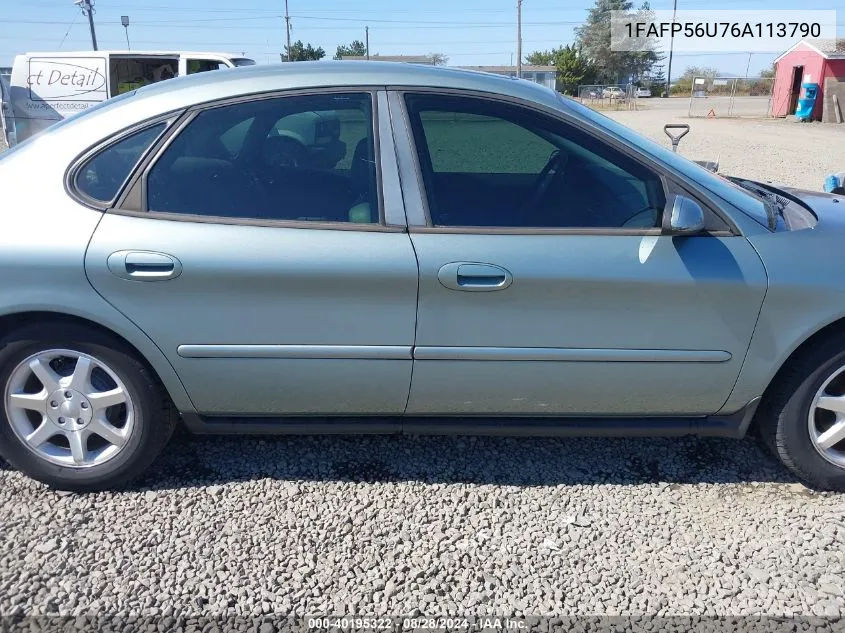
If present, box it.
[392,90,767,416]
[84,90,418,416]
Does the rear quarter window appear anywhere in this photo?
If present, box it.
[75,123,166,203]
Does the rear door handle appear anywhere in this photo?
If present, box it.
[437,262,513,292]
[107,251,182,281]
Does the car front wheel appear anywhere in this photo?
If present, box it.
[758,334,845,491]
[0,323,176,491]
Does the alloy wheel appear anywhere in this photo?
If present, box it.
[808,364,845,469]
[4,349,135,468]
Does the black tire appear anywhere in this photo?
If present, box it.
[757,332,845,491]
[0,322,176,491]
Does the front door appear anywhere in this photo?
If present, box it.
[396,91,767,416]
[86,90,418,415]
[788,66,804,115]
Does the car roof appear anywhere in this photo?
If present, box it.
[129,61,562,113]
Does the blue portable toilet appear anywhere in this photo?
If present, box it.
[795,82,820,121]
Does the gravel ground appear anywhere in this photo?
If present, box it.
[1,432,845,618]
[606,104,845,192]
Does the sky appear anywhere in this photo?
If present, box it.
[2,0,843,78]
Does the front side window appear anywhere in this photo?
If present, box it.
[76,123,166,202]
[562,95,769,229]
[187,59,225,74]
[147,92,378,224]
[405,93,665,229]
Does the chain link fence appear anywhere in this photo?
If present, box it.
[577,84,640,110]
[688,76,774,118]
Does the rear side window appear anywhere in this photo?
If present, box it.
[145,93,379,224]
[76,123,165,203]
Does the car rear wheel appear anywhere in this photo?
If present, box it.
[0,323,176,491]
[758,334,845,491]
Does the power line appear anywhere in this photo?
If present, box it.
[56,12,79,49]
[6,14,842,27]
[0,17,585,28]
[19,0,818,11]
[0,33,576,46]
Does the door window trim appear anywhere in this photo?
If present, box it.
[113,87,405,233]
[65,112,179,211]
[389,87,738,237]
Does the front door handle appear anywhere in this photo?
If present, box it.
[437,262,513,292]
[107,251,183,281]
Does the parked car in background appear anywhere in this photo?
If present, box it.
[602,86,625,99]
[635,87,652,98]
[5,50,255,146]
[1,62,845,492]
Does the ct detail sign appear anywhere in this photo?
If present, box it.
[27,57,108,102]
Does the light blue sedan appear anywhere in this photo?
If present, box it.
[1,62,844,491]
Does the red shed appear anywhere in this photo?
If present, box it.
[771,39,845,121]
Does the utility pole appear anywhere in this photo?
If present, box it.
[75,0,98,51]
[284,0,292,61]
[516,0,523,78]
[665,0,677,97]
[365,26,370,60]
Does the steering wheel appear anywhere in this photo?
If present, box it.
[521,150,568,217]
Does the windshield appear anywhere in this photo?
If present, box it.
[559,95,772,229]
[231,58,256,67]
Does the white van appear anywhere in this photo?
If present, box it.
[0,68,13,147]
[5,50,255,146]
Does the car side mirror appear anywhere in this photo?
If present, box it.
[663,194,705,235]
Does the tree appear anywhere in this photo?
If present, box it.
[524,45,598,95]
[680,66,719,79]
[334,40,367,60]
[647,64,666,95]
[575,0,661,84]
[670,65,718,95]
[555,45,598,95]
[626,2,664,84]
[429,52,449,66]
[283,40,325,62]
[525,50,555,65]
